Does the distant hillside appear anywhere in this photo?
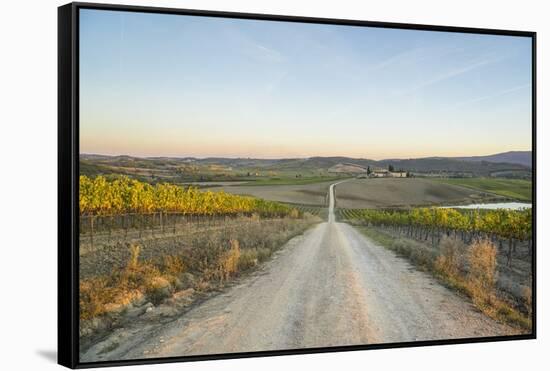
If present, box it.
[453,151,532,168]
[375,157,529,175]
[80,152,532,180]
[328,163,368,173]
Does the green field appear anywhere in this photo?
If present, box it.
[432,178,532,201]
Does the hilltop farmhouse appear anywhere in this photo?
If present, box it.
[327,162,409,178]
[357,168,408,178]
[371,168,407,178]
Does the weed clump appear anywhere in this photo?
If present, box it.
[435,236,463,278]
[238,249,259,271]
[216,239,241,282]
[80,244,176,319]
[467,239,497,306]
[237,247,272,271]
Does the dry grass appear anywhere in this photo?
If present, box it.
[80,215,319,279]
[216,239,241,282]
[80,215,320,324]
[289,208,301,219]
[467,239,497,305]
[359,227,436,269]
[434,236,462,278]
[435,238,531,330]
[162,255,186,277]
[237,247,271,271]
[80,245,176,319]
[237,249,259,271]
[360,227,532,332]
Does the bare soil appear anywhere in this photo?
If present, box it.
[334,178,505,209]
[204,181,334,206]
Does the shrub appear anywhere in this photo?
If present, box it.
[289,208,301,219]
[237,247,273,271]
[145,276,173,304]
[466,239,497,306]
[163,255,186,277]
[122,257,161,290]
[238,249,259,271]
[435,236,463,278]
[256,247,271,262]
[409,247,432,268]
[80,277,112,320]
[387,238,434,269]
[216,239,241,282]
[127,244,140,270]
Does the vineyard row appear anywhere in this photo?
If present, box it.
[80,175,297,217]
[338,207,533,266]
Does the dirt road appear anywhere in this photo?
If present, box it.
[82,181,515,362]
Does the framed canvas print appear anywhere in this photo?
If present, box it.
[58,2,536,368]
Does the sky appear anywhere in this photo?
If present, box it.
[79,9,532,160]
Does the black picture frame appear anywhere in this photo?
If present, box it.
[58,2,537,368]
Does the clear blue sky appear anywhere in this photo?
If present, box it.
[80,9,532,159]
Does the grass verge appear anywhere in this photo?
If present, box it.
[358,226,532,332]
[80,215,320,329]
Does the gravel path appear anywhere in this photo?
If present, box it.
[81,181,515,362]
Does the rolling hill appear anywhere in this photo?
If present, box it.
[80,151,532,180]
[452,151,532,167]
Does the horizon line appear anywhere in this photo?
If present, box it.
[80,149,532,162]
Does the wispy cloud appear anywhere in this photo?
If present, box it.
[451,83,531,109]
[396,55,505,96]
[222,22,286,64]
[264,70,289,93]
[368,45,466,73]
[368,47,430,72]
[252,43,285,63]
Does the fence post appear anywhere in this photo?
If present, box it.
[151,213,155,238]
[90,215,94,250]
[139,214,142,238]
[124,214,128,238]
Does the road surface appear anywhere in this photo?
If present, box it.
[82,181,515,361]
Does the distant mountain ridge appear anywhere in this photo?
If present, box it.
[80,151,532,178]
[81,151,531,165]
[451,151,532,168]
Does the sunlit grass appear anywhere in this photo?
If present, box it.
[432,178,532,201]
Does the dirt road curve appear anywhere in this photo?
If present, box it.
[82,181,515,361]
